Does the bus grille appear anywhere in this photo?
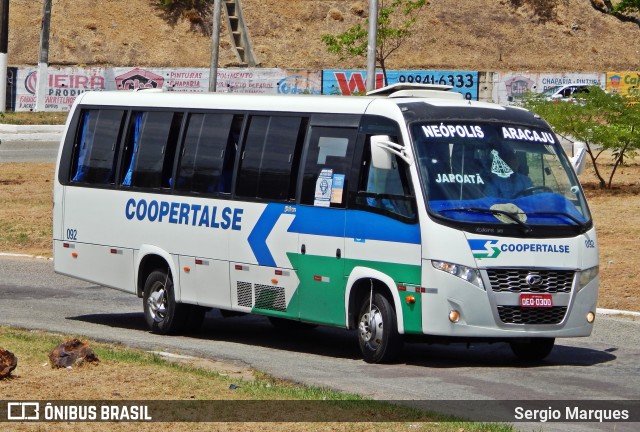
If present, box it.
[236,282,287,311]
[254,284,287,311]
[237,282,252,307]
[497,306,567,325]
[487,269,574,293]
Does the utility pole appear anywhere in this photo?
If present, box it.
[35,0,52,112]
[365,0,378,93]
[208,0,222,92]
[0,0,9,112]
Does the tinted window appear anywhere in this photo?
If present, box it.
[175,113,240,194]
[300,126,357,207]
[236,115,305,201]
[356,137,416,220]
[121,111,183,189]
[70,109,125,184]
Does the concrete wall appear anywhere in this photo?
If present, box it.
[5,66,638,111]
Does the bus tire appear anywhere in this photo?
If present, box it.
[509,338,555,362]
[357,292,403,364]
[143,269,186,335]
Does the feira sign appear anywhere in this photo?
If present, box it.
[16,68,106,111]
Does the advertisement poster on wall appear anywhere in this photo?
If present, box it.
[106,67,321,95]
[215,68,321,94]
[15,67,106,112]
[605,72,640,97]
[322,69,479,100]
[493,72,605,105]
[13,67,322,111]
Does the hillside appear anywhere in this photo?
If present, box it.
[7,0,640,71]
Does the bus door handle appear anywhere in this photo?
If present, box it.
[336,248,341,259]
[301,244,306,255]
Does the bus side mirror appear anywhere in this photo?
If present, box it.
[371,135,393,170]
[569,141,587,175]
[370,135,413,169]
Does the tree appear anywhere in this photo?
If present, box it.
[590,0,640,27]
[614,0,640,13]
[321,0,428,86]
[154,0,213,34]
[522,87,640,188]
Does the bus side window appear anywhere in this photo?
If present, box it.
[175,113,240,195]
[300,127,357,208]
[235,115,306,201]
[356,137,416,220]
[121,111,183,189]
[70,109,125,185]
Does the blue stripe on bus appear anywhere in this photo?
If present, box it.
[247,203,284,267]
[289,206,421,244]
[249,204,421,266]
[345,210,421,244]
[287,206,346,237]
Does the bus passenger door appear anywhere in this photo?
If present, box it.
[346,129,423,334]
[294,121,358,326]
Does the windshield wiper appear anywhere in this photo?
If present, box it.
[526,211,587,228]
[438,207,532,233]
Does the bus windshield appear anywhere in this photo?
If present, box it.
[410,121,592,231]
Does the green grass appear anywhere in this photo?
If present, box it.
[0,326,516,431]
[0,111,69,125]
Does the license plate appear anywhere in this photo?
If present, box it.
[520,293,553,308]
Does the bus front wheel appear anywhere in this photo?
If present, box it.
[143,269,186,334]
[357,292,403,363]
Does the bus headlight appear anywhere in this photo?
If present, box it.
[577,266,599,291]
[432,260,484,290]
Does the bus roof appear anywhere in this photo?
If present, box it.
[75,90,377,115]
[74,89,525,120]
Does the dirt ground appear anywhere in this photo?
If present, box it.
[7,0,640,71]
[579,160,640,312]
[0,328,454,432]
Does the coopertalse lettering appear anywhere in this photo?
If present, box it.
[500,243,570,253]
[125,198,243,230]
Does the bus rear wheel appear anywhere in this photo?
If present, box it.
[509,338,555,361]
[357,292,402,364]
[143,269,186,335]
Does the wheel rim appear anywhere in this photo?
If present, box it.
[147,282,167,323]
[359,305,384,350]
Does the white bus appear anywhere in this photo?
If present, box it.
[53,85,598,363]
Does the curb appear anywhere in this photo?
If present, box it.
[596,308,640,318]
[0,124,64,142]
[0,252,52,261]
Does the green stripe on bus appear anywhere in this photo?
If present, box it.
[250,254,422,330]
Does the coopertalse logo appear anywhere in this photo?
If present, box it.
[468,239,501,259]
[468,239,571,259]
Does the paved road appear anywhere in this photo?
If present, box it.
[0,256,638,431]
[0,140,59,163]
